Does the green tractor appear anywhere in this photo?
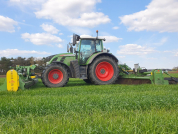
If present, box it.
[0,31,177,92]
[41,31,119,87]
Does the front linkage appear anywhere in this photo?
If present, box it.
[0,65,40,91]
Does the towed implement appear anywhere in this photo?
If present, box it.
[0,30,177,91]
[116,64,178,85]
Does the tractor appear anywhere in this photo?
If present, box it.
[41,30,119,87]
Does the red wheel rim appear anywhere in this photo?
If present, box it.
[95,61,114,81]
[48,69,63,84]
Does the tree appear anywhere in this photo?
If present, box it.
[172,66,178,71]
[0,57,13,74]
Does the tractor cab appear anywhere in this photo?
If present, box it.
[68,30,106,65]
[77,37,104,64]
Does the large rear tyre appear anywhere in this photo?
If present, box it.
[41,64,69,87]
[88,56,119,85]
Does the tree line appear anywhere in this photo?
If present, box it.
[172,67,178,71]
[0,56,178,75]
[0,57,49,75]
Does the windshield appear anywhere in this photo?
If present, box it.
[79,39,102,64]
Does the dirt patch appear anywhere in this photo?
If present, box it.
[168,71,178,74]
[0,75,6,78]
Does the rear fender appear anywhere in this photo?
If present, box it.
[86,52,118,65]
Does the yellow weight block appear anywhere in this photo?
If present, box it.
[6,70,19,92]
[30,76,36,79]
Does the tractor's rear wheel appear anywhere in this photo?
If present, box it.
[41,64,69,87]
[88,56,119,85]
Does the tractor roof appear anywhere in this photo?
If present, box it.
[80,35,105,41]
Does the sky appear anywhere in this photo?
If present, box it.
[0,0,178,69]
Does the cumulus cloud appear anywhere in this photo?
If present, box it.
[21,33,62,45]
[99,36,122,43]
[80,35,122,43]
[175,52,178,56]
[154,37,168,46]
[80,35,93,38]
[163,50,172,53]
[56,44,63,48]
[35,0,110,27]
[120,0,178,32]
[0,15,18,33]
[9,0,47,6]
[112,26,119,30]
[0,49,50,57]
[117,44,155,55]
[40,23,59,34]
[117,56,125,58]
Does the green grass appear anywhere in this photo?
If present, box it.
[0,77,178,133]
[163,72,178,78]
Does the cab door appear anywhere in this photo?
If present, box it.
[79,39,96,65]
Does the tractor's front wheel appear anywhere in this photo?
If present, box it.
[41,64,69,87]
[88,56,119,85]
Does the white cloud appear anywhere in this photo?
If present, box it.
[120,0,178,32]
[112,26,119,30]
[21,33,62,45]
[117,56,125,58]
[163,50,172,53]
[80,35,93,38]
[59,33,63,35]
[35,0,110,28]
[10,0,20,2]
[99,36,122,43]
[17,27,21,30]
[175,52,178,56]
[9,0,48,10]
[145,57,157,60]
[0,49,50,57]
[69,27,92,35]
[154,37,168,46]
[117,44,155,55]
[56,44,63,48]
[9,0,47,5]
[0,15,18,33]
[40,23,59,34]
[79,35,122,43]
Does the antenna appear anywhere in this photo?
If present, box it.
[96,30,98,38]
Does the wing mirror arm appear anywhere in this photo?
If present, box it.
[74,48,79,59]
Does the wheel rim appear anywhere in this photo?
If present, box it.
[95,61,114,81]
[48,69,63,84]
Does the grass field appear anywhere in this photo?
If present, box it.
[0,74,178,133]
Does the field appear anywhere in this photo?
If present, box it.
[0,73,178,133]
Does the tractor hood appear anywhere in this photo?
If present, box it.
[46,53,75,65]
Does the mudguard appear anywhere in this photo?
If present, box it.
[86,52,118,65]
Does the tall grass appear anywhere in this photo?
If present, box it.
[0,77,178,133]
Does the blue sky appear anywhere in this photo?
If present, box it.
[0,0,177,69]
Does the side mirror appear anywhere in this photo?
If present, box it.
[70,46,73,53]
[73,34,80,46]
[74,48,76,53]
[107,49,110,53]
